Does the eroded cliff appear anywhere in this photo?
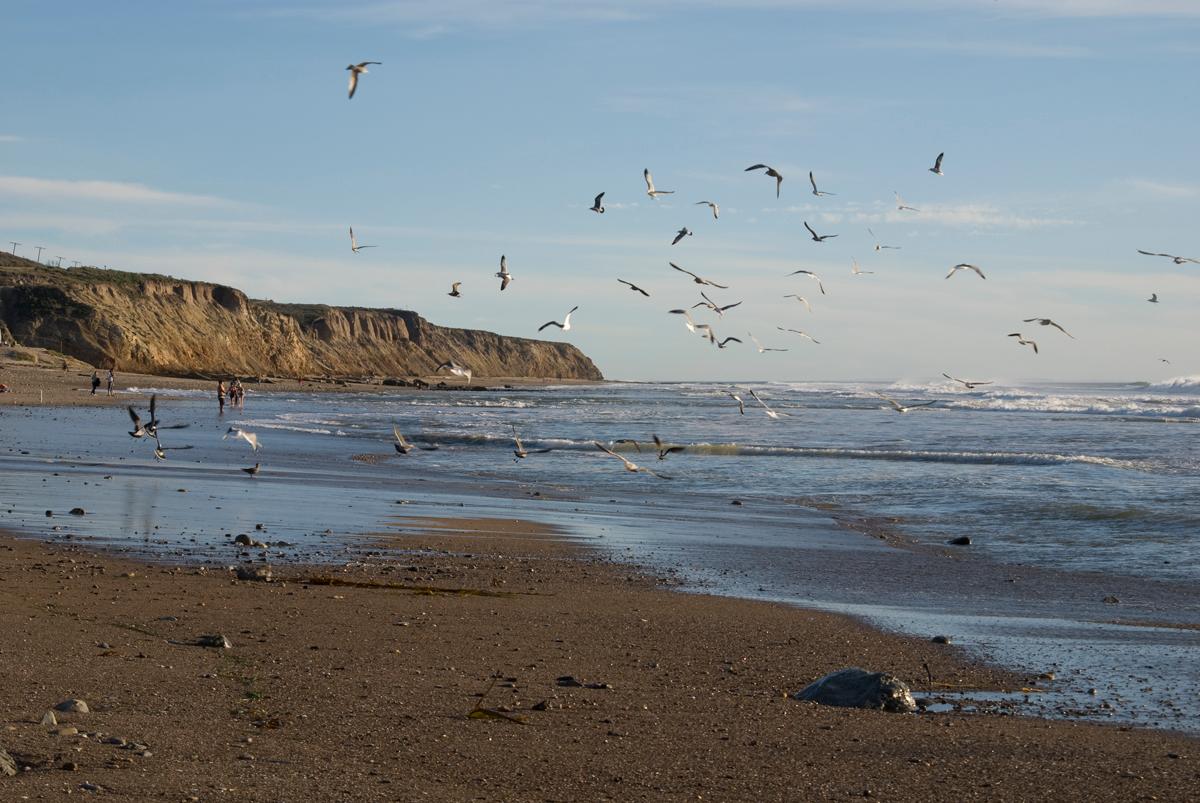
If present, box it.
[0,256,603,380]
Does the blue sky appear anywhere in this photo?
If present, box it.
[2,0,1198,382]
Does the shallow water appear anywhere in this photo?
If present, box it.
[1,379,1197,732]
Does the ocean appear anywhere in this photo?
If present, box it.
[1,378,1198,731]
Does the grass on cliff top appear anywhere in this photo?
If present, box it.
[0,255,181,287]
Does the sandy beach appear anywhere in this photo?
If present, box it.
[0,518,1196,801]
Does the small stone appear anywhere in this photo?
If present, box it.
[103,737,126,747]
[730,499,743,506]
[235,565,273,582]
[234,534,253,546]
[555,676,584,688]
[69,507,86,516]
[61,761,79,771]
[40,710,58,726]
[1088,688,1098,696]
[238,753,255,761]
[197,634,233,649]
[45,510,53,517]
[97,642,111,650]
[1102,595,1120,604]
[80,782,101,792]
[930,635,952,645]
[55,726,79,737]
[54,699,89,714]
[255,523,264,531]
[947,536,971,546]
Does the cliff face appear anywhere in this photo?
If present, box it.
[0,257,603,380]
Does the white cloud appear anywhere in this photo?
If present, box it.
[1124,179,1200,199]
[847,37,1093,59]
[0,135,23,143]
[0,176,235,207]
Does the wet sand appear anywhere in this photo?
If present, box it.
[0,520,1196,801]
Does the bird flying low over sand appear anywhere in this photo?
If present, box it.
[929,152,945,176]
[538,306,579,332]
[670,262,728,288]
[1023,317,1074,338]
[511,425,553,460]
[1137,249,1199,265]
[617,279,650,297]
[894,191,919,212]
[748,388,788,419]
[868,228,900,250]
[851,258,873,276]
[745,164,784,197]
[346,61,381,99]
[151,431,193,462]
[870,391,938,414]
[651,434,685,461]
[942,373,993,390]
[496,255,512,291]
[946,263,986,280]
[1148,293,1159,303]
[695,200,719,220]
[436,360,472,383]
[349,227,375,253]
[804,221,837,242]
[776,327,821,344]
[672,227,693,246]
[644,169,674,199]
[448,282,462,298]
[783,294,813,312]
[748,332,788,353]
[1008,333,1039,354]
[224,427,260,451]
[590,192,605,213]
[392,424,439,454]
[593,441,671,479]
[809,171,835,197]
[787,269,826,295]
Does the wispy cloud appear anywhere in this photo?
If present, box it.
[1124,179,1200,199]
[0,176,235,207]
[0,134,23,143]
[772,200,1079,230]
[847,36,1093,59]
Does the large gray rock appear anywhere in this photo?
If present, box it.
[793,667,916,713]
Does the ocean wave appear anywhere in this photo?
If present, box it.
[1148,375,1200,393]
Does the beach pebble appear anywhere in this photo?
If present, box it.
[103,737,127,747]
[0,748,16,777]
[40,710,58,726]
[793,668,917,714]
[1102,595,1120,604]
[61,761,79,771]
[947,536,971,546]
[930,635,953,644]
[54,699,89,714]
[236,565,273,582]
[55,727,79,737]
[45,510,53,517]
[69,507,86,516]
[196,634,233,649]
[555,676,584,688]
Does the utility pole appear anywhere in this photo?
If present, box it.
[56,256,65,267]
[71,260,81,267]
[8,242,19,255]
[35,245,45,262]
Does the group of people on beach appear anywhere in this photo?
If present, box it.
[89,369,115,396]
[217,377,245,412]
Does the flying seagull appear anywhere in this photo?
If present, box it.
[871,391,938,414]
[1148,293,1158,303]
[748,388,788,419]
[809,171,835,197]
[695,200,719,220]
[672,227,693,246]
[1137,249,1199,265]
[435,360,472,384]
[670,262,728,288]
[804,221,837,242]
[748,332,789,353]
[783,294,813,312]
[1007,333,1039,354]
[668,308,707,335]
[787,269,826,295]
[593,441,671,479]
[651,434,685,461]
[590,192,605,213]
[1159,358,1171,364]
[713,335,742,349]
[776,327,821,344]
[942,373,993,390]
[618,279,650,297]
[448,282,462,298]
[644,169,674,199]
[511,425,553,460]
[241,463,260,477]
[223,427,260,451]
[868,228,900,251]
[393,425,417,455]
[745,164,784,197]
[894,191,920,212]
[346,61,381,99]
[946,263,986,280]
[150,431,193,462]
[851,258,874,276]
[350,226,376,253]
[538,305,579,332]
[728,391,745,415]
[1023,317,1075,339]
[692,291,742,318]
[496,255,512,291]
[127,405,150,438]
[929,152,945,176]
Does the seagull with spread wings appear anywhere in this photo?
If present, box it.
[695,200,719,220]
[672,227,693,246]
[776,327,821,344]
[346,61,381,99]
[644,168,675,199]
[1023,317,1075,338]
[745,164,784,197]
[350,226,376,253]
[871,391,938,414]
[436,360,472,383]
[946,263,986,280]
[618,279,650,297]
[496,255,513,291]
[512,425,553,460]
[538,306,579,332]
[670,262,728,288]
[448,282,462,298]
[783,294,813,312]
[851,258,874,276]
[590,192,605,213]
[942,373,993,390]
[894,191,920,212]
[748,332,789,353]
[1008,333,1039,354]
[804,221,838,242]
[728,391,745,415]
[224,427,260,452]
[748,388,789,419]
[809,171,835,197]
[868,228,900,250]
[929,152,945,176]
[593,441,671,479]
[1137,249,1199,265]
[787,269,826,295]
[1148,293,1159,303]
[692,291,742,318]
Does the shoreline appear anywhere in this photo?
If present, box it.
[0,521,1196,801]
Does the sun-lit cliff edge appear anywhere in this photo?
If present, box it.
[0,256,603,380]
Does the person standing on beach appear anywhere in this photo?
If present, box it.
[90,370,100,395]
[106,368,115,396]
[218,380,227,414]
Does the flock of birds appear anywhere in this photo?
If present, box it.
[116,63,1194,483]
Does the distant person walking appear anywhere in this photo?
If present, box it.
[105,369,115,396]
[217,380,227,414]
[90,370,100,396]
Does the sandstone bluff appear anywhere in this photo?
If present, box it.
[0,255,603,381]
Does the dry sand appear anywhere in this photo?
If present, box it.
[0,519,1195,801]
